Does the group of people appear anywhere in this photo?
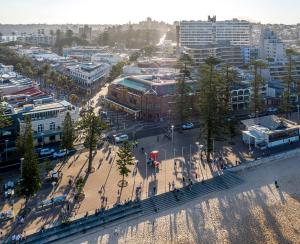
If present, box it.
[11,232,26,243]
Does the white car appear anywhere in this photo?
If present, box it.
[114,134,129,143]
[181,122,194,130]
[53,149,68,158]
[40,148,55,156]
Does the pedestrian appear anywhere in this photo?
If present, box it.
[168,182,171,191]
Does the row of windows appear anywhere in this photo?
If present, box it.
[37,122,56,133]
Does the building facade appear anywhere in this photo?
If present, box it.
[178,16,250,48]
[185,44,244,67]
[105,75,198,121]
[16,100,79,146]
[259,28,285,62]
[66,62,110,87]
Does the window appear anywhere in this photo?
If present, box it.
[50,122,55,131]
[38,124,44,133]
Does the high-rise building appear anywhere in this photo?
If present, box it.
[259,28,285,62]
[178,16,250,48]
[79,25,92,41]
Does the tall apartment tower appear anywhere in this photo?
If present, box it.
[178,16,250,48]
[259,28,285,62]
[79,25,92,41]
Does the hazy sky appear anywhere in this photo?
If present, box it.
[1,0,300,24]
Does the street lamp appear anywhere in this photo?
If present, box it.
[41,132,44,148]
[161,149,167,192]
[20,157,24,178]
[144,152,148,197]
[171,125,174,143]
[297,104,300,123]
[5,140,8,160]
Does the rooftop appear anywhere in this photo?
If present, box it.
[241,115,299,132]
[15,100,72,114]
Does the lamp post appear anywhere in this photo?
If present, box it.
[171,125,174,143]
[161,149,167,192]
[5,140,8,160]
[20,157,24,178]
[297,104,300,123]
[41,132,44,148]
[145,152,148,197]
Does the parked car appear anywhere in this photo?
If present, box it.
[181,122,194,130]
[114,134,129,143]
[53,149,68,158]
[266,107,278,113]
[40,148,55,156]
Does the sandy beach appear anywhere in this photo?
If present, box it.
[59,155,300,244]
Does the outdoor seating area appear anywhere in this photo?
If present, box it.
[37,195,67,210]
[0,209,14,222]
[3,181,15,199]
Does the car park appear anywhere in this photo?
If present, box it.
[114,134,129,143]
[40,148,55,156]
[181,122,194,130]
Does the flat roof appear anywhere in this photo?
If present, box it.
[241,115,299,131]
[15,100,71,114]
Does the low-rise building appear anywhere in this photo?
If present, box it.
[184,44,244,67]
[17,33,56,46]
[65,62,110,87]
[0,76,34,95]
[105,75,198,121]
[63,46,109,60]
[242,115,300,149]
[91,53,127,65]
[15,100,79,146]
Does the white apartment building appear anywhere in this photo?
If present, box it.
[16,100,79,146]
[17,34,56,46]
[179,16,250,48]
[66,62,110,87]
[91,53,127,65]
[259,28,285,62]
[184,44,244,66]
[0,64,14,74]
[262,60,300,81]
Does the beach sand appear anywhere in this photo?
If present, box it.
[60,155,300,244]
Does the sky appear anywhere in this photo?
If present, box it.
[0,0,300,25]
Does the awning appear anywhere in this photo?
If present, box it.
[103,97,140,114]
